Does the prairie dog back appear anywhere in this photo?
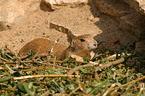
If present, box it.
[18,38,67,57]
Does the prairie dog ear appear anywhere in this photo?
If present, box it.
[92,34,97,38]
[67,31,76,43]
[70,40,75,47]
[49,22,76,43]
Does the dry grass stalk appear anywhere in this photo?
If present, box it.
[14,74,80,80]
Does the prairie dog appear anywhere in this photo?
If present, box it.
[19,22,97,60]
[19,34,97,60]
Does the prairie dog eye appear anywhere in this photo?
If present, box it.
[80,39,85,42]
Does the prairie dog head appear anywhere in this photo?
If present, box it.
[70,34,97,51]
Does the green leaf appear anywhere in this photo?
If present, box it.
[4,91,9,96]
[17,83,35,96]
[0,76,14,83]
[67,84,75,90]
[28,50,35,56]
[17,83,26,92]
[89,77,111,95]
[86,88,92,93]
[23,83,35,96]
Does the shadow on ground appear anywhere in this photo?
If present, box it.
[88,1,138,52]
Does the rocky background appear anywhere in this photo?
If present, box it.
[0,0,144,53]
[95,0,145,39]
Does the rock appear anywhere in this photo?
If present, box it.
[0,0,88,30]
[0,0,40,28]
[95,0,132,18]
[122,0,145,15]
[120,12,145,38]
[44,0,88,5]
[94,0,145,39]
[40,0,55,11]
[44,0,88,10]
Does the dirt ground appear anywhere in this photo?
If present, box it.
[0,3,138,54]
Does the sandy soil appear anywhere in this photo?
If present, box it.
[0,3,137,54]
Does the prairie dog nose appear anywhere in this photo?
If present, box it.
[93,41,97,47]
[88,40,98,50]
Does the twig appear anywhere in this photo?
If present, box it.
[138,83,145,96]
[68,53,128,75]
[4,47,14,54]
[0,60,32,64]
[68,61,99,75]
[95,57,124,80]
[0,60,71,70]
[76,71,86,94]
[103,84,116,96]
[68,87,80,96]
[101,53,130,62]
[40,90,50,96]
[68,71,86,96]
[68,56,125,75]
[13,54,49,60]
[111,76,145,91]
[35,61,71,70]
[95,57,124,71]
[14,74,80,80]
[101,54,117,61]
[5,64,16,74]
[0,56,8,62]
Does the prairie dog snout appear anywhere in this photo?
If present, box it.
[19,34,97,60]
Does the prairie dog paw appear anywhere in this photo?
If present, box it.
[71,54,84,62]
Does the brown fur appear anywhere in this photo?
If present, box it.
[19,34,97,60]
